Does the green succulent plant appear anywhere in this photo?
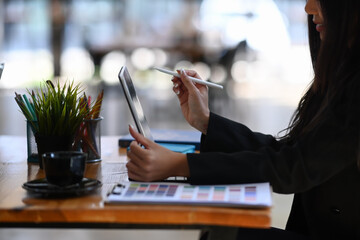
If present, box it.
[16,80,88,137]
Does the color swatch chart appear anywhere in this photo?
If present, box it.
[106,182,272,208]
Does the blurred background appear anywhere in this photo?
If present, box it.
[0,0,311,238]
[0,0,311,138]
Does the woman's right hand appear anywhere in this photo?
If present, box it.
[172,69,210,135]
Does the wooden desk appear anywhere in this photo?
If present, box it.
[0,136,271,240]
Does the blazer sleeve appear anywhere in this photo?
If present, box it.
[199,112,279,153]
[187,112,360,194]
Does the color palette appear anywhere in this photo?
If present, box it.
[124,183,179,198]
[180,185,195,200]
[213,186,226,201]
[107,182,272,208]
[245,186,257,201]
[122,183,256,202]
[228,186,242,202]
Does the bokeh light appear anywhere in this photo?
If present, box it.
[61,47,95,82]
[210,64,227,83]
[174,60,193,71]
[100,50,126,85]
[153,48,168,67]
[131,48,156,70]
[193,62,211,81]
[0,50,53,88]
[231,60,250,83]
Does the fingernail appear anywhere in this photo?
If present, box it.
[129,124,134,130]
[175,90,180,95]
[181,68,186,75]
[174,83,179,88]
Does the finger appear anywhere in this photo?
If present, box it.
[179,82,188,93]
[171,76,182,85]
[173,84,181,96]
[171,75,181,82]
[177,69,198,93]
[126,158,142,172]
[125,160,138,173]
[172,78,183,93]
[126,161,143,180]
[172,81,181,89]
[128,124,151,149]
[127,144,143,166]
[174,87,189,105]
[183,69,201,79]
[173,85,189,102]
[183,69,208,91]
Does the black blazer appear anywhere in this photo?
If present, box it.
[187,113,360,239]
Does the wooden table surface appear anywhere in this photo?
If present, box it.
[0,135,271,230]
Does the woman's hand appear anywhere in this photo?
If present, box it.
[126,125,190,182]
[172,69,210,135]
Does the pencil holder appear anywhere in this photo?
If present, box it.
[74,117,103,163]
[26,120,39,163]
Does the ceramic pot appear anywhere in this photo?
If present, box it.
[34,134,73,169]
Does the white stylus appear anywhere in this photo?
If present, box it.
[153,67,223,89]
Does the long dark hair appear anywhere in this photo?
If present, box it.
[284,0,360,141]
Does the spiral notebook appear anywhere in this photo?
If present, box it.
[106,182,272,208]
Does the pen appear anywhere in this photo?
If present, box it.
[22,94,37,121]
[153,67,223,90]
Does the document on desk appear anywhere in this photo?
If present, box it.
[106,182,272,208]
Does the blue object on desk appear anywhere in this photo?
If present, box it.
[127,143,196,153]
[158,143,196,153]
[119,129,201,150]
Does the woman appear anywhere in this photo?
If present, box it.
[126,0,360,239]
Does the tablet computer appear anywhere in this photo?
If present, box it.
[118,66,153,140]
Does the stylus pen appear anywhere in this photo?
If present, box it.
[153,67,223,89]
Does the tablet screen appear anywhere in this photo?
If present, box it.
[118,66,153,140]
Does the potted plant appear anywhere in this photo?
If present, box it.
[15,80,88,168]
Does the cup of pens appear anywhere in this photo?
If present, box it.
[75,117,103,163]
[73,91,104,163]
[26,120,39,163]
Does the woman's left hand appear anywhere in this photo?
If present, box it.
[126,125,190,182]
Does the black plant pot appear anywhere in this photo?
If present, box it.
[34,133,73,169]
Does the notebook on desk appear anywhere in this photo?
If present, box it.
[118,66,201,151]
